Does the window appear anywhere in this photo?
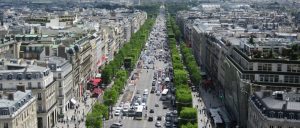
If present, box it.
[28,82,32,89]
[269,111,275,118]
[269,126,274,128]
[278,112,283,118]
[38,105,42,112]
[58,73,62,79]
[260,75,264,82]
[38,82,41,88]
[287,65,292,72]
[278,126,282,128]
[248,63,253,70]
[4,123,8,128]
[258,63,262,71]
[37,93,42,100]
[277,64,281,71]
[59,82,62,87]
[0,83,2,90]
[274,75,279,82]
[289,113,294,119]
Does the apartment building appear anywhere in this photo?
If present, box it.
[0,90,37,128]
[248,90,300,128]
[36,56,74,118]
[177,3,300,127]
[0,59,57,128]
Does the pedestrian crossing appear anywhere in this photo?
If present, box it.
[112,115,166,121]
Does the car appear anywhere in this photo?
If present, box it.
[156,91,160,96]
[155,103,159,107]
[114,110,121,116]
[155,122,162,127]
[163,105,168,109]
[165,116,171,122]
[150,109,154,113]
[148,116,154,121]
[136,90,141,94]
[110,123,123,128]
[166,112,172,117]
[157,116,162,121]
[165,122,172,127]
[172,110,178,116]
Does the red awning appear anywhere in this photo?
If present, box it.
[89,78,102,86]
[93,88,102,94]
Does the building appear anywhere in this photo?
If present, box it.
[0,59,58,128]
[0,89,37,128]
[36,56,74,118]
[248,90,300,128]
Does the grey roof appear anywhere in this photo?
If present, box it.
[0,90,32,108]
[0,90,34,117]
[262,97,286,110]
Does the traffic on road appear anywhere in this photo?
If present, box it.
[104,5,179,128]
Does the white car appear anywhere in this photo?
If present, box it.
[114,110,121,116]
[144,89,149,95]
[155,122,162,127]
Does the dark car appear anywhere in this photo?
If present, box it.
[166,112,171,117]
[165,116,171,122]
[163,105,168,109]
[150,109,154,113]
[148,116,154,121]
[165,122,172,127]
[157,116,162,121]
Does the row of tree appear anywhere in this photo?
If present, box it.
[167,15,197,128]
[180,43,201,87]
[86,17,155,128]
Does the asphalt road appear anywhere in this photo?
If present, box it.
[105,5,171,128]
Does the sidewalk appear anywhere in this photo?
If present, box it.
[192,86,224,128]
[55,97,96,128]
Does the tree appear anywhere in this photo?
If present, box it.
[86,111,102,128]
[181,122,198,128]
[179,107,197,125]
[92,102,109,119]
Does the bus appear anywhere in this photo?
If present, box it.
[160,89,169,101]
[134,106,144,120]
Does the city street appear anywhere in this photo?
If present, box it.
[104,5,175,128]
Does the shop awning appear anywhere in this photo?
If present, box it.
[93,88,102,94]
[89,78,102,86]
[70,98,77,104]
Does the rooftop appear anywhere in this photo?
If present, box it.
[0,90,34,117]
[251,90,300,120]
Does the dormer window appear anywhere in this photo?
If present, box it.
[17,74,22,80]
[278,112,283,118]
[7,74,13,80]
[269,111,275,118]
[26,73,32,80]
[289,113,294,119]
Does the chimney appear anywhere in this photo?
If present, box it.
[8,92,14,100]
[17,84,26,92]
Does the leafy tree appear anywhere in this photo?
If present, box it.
[181,122,198,128]
[179,107,197,125]
[86,111,102,128]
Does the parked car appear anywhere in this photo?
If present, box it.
[150,109,154,113]
[155,122,162,127]
[157,116,162,121]
[165,122,171,127]
[148,116,154,121]
[110,122,123,128]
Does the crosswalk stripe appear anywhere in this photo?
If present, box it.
[113,115,166,121]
